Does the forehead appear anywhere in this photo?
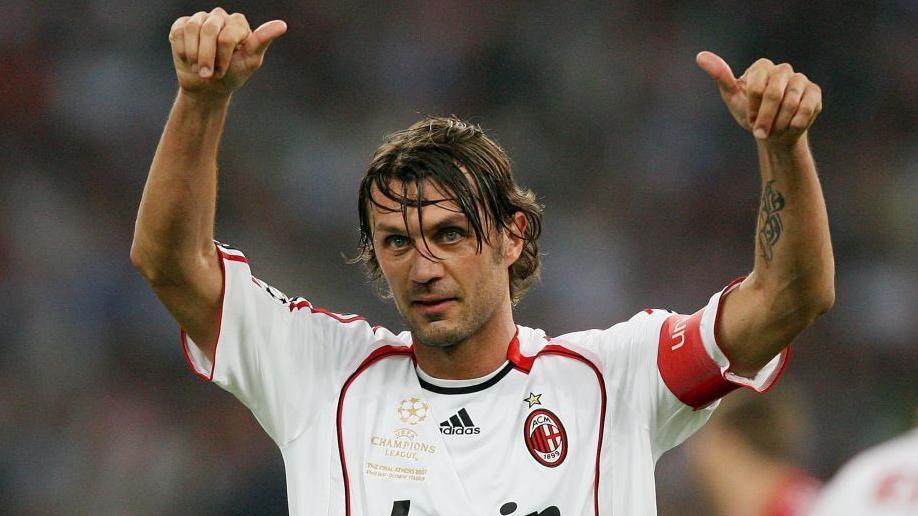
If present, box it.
[368,178,466,225]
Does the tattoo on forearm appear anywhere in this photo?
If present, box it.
[758,180,786,263]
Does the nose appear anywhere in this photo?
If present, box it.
[408,246,445,284]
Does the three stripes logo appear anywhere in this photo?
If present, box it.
[439,408,481,436]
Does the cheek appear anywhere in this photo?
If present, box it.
[376,258,403,292]
[468,260,507,300]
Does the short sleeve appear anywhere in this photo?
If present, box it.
[566,278,790,461]
[655,277,789,406]
[650,278,790,457]
[181,242,381,445]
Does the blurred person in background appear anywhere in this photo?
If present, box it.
[686,388,821,516]
[808,411,918,516]
[130,6,835,515]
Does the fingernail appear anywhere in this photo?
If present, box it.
[199,66,212,78]
[754,128,767,139]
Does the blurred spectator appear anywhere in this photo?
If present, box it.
[810,418,918,516]
[686,388,821,516]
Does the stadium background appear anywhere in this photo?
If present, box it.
[1,1,915,513]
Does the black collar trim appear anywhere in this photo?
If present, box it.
[417,362,514,395]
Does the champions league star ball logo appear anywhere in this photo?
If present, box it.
[397,397,430,425]
[523,408,568,467]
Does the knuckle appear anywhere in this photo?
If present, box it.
[764,89,783,102]
[211,6,227,14]
[170,16,188,31]
[777,62,793,72]
[230,12,248,23]
[201,20,221,35]
[186,11,206,26]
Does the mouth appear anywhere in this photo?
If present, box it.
[411,297,458,316]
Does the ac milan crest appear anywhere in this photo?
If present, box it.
[523,408,568,467]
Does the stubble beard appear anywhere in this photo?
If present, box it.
[400,270,506,349]
[407,293,500,348]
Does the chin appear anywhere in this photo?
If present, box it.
[410,320,466,348]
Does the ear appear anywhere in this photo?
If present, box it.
[503,211,528,266]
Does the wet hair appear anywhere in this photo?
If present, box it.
[354,116,543,305]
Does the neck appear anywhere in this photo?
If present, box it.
[412,302,516,380]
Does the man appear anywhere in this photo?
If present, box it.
[131,7,834,515]
[685,389,821,516]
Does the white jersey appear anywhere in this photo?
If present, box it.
[182,243,788,515]
[809,428,918,516]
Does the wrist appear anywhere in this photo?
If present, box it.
[177,88,232,111]
[757,133,809,157]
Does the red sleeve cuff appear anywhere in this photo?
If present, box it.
[657,310,739,409]
[656,278,791,409]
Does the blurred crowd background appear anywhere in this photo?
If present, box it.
[1,0,915,514]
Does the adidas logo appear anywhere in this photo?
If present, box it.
[439,408,481,436]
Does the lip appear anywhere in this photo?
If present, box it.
[411,298,457,315]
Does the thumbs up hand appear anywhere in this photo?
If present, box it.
[696,51,822,147]
[169,7,287,99]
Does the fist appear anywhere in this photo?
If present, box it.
[697,51,822,146]
[169,8,287,97]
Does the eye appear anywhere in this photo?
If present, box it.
[440,228,465,243]
[385,235,411,250]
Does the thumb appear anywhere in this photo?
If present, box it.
[244,20,287,55]
[696,51,737,93]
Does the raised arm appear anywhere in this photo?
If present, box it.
[130,8,286,361]
[695,52,835,376]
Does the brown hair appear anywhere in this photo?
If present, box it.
[354,116,543,305]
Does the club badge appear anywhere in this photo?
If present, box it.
[523,408,568,467]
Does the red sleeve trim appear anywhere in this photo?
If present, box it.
[657,277,792,408]
[180,244,228,382]
[287,299,367,324]
[713,276,791,394]
[657,310,739,409]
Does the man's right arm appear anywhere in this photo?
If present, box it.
[130,8,286,362]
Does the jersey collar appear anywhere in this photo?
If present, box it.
[414,329,520,395]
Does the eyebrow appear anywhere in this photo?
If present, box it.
[374,214,469,236]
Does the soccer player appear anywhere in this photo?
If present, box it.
[130,8,834,515]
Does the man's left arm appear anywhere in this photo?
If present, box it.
[696,52,835,376]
